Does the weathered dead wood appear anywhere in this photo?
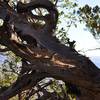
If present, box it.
[0,36,100,99]
[0,0,100,99]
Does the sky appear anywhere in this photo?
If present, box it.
[68,0,100,67]
[77,0,100,7]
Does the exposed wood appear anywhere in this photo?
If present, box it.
[0,0,100,100]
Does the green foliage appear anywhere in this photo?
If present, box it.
[55,0,78,45]
[0,51,21,88]
[49,79,77,100]
[50,80,66,98]
[0,71,17,87]
[2,51,21,74]
[77,5,100,39]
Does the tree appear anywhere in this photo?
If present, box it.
[78,5,100,39]
[0,0,100,100]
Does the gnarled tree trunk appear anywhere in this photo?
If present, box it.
[0,0,100,99]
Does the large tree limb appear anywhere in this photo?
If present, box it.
[0,37,100,98]
[0,0,100,99]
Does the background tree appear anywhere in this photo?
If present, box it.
[78,5,100,39]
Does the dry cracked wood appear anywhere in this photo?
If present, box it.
[0,0,100,99]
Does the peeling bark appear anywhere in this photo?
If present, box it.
[0,0,100,100]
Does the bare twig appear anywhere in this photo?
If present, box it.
[85,48,100,52]
[55,0,59,6]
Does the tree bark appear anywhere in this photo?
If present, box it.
[0,1,100,99]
